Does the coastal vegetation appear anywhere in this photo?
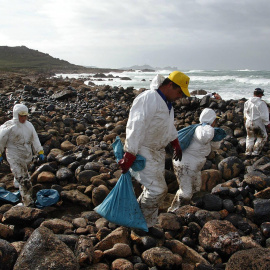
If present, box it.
[0,46,122,75]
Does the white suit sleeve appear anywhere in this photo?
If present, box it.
[259,102,269,125]
[0,122,13,154]
[30,123,43,154]
[168,107,178,142]
[125,93,157,155]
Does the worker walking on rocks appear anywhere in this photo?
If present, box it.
[168,108,222,213]
[244,88,269,156]
[118,71,190,229]
[0,104,44,206]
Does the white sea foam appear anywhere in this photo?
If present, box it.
[55,69,270,102]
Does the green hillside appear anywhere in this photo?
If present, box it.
[0,46,87,73]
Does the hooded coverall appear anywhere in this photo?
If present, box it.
[244,97,269,155]
[0,104,43,206]
[168,108,221,213]
[124,89,178,227]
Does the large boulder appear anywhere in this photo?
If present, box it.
[199,220,242,257]
[0,239,18,270]
[142,247,182,269]
[218,156,244,180]
[13,227,79,270]
[226,247,270,270]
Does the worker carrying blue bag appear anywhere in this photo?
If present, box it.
[94,136,148,232]
[168,108,226,213]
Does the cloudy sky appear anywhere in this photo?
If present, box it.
[1,0,270,70]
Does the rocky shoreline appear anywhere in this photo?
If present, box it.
[0,72,270,270]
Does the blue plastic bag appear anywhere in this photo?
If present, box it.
[0,187,20,203]
[177,124,199,151]
[95,136,148,232]
[213,127,227,141]
[35,189,60,208]
[177,124,226,151]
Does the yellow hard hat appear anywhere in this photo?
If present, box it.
[168,71,190,97]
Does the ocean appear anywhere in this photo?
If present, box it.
[55,69,270,103]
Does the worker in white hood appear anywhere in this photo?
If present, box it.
[118,71,190,229]
[244,88,269,156]
[0,104,44,206]
[168,108,221,213]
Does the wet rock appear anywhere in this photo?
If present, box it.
[56,167,74,181]
[226,247,270,270]
[61,141,76,151]
[199,220,242,257]
[92,185,110,207]
[111,258,133,270]
[77,170,99,185]
[61,189,92,208]
[142,246,182,269]
[260,222,270,238]
[2,206,46,226]
[218,156,244,180]
[201,169,223,192]
[158,213,182,231]
[76,135,90,145]
[0,239,18,270]
[103,243,132,258]
[56,234,79,250]
[0,223,14,239]
[94,226,130,251]
[254,187,270,199]
[37,171,56,183]
[40,218,73,234]
[74,235,95,266]
[243,173,270,191]
[13,226,79,270]
[253,198,270,224]
[201,194,223,211]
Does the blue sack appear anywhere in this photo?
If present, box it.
[95,136,148,232]
[177,124,200,151]
[0,187,20,203]
[35,189,60,208]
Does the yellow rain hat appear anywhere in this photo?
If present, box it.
[168,71,190,97]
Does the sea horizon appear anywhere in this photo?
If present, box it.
[55,69,270,103]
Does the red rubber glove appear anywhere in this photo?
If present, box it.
[118,152,136,174]
[171,138,182,161]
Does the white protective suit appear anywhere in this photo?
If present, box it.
[244,97,269,155]
[0,104,43,206]
[124,85,178,227]
[168,108,221,213]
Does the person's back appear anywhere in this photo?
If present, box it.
[244,88,269,156]
[244,96,268,123]
[168,108,221,213]
[185,124,215,158]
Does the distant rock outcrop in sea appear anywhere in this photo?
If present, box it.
[121,64,178,71]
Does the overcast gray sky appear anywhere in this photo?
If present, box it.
[1,0,270,70]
